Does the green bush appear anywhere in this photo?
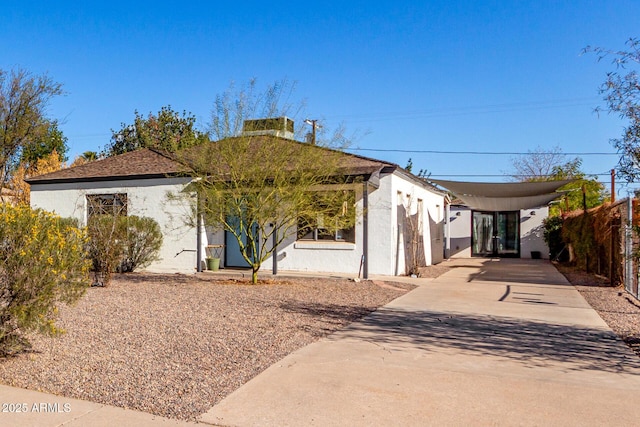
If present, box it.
[87,215,163,284]
[543,216,567,261]
[119,216,163,273]
[0,204,90,356]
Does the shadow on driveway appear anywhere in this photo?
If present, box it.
[287,303,640,374]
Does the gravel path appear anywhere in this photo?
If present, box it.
[555,264,640,358]
[0,273,414,421]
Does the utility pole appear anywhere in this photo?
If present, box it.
[304,119,319,145]
[611,169,616,203]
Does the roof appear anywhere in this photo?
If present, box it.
[25,136,442,196]
[430,179,572,211]
[26,148,186,184]
[178,136,398,177]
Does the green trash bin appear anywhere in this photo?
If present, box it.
[206,257,220,271]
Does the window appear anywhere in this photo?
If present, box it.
[87,193,128,218]
[297,191,356,243]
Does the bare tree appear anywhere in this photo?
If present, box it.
[508,146,568,181]
[397,193,426,276]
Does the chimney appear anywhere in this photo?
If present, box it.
[242,117,295,140]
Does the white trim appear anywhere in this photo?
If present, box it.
[294,241,356,250]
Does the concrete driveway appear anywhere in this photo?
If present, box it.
[200,258,640,427]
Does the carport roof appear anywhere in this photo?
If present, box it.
[430,179,572,211]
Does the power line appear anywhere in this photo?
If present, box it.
[328,97,601,123]
[346,148,618,156]
[427,173,614,178]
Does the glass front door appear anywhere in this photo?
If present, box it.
[472,211,520,257]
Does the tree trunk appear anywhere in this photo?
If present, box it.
[251,266,259,284]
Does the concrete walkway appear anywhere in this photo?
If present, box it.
[0,383,199,426]
[200,258,640,426]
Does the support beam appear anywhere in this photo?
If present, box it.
[445,203,451,259]
[363,181,369,280]
[196,199,203,273]
[272,224,278,275]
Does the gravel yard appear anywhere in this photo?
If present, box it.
[1,262,638,422]
[0,273,414,421]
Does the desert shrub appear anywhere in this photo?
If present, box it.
[86,214,127,286]
[118,216,163,273]
[0,204,90,356]
[87,215,163,283]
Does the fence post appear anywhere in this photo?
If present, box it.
[626,197,634,294]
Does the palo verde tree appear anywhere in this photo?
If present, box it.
[174,80,357,283]
[585,38,640,182]
[0,68,64,190]
[105,105,208,156]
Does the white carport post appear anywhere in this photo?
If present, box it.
[362,180,369,280]
[445,201,451,259]
[625,197,634,295]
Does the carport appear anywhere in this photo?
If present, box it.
[430,179,571,258]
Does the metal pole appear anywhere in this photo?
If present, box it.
[272,224,278,275]
[363,181,369,279]
[445,203,451,259]
[626,197,633,294]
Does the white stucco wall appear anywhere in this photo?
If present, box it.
[263,184,365,276]
[446,206,549,259]
[520,206,549,259]
[30,171,446,277]
[370,173,445,275]
[449,206,472,258]
[263,171,445,277]
[30,177,197,273]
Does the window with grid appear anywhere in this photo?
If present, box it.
[86,193,128,218]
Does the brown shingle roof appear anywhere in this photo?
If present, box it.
[178,136,398,177]
[26,148,186,184]
[26,137,400,185]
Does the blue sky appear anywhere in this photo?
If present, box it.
[3,1,639,195]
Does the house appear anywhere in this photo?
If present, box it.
[27,120,447,278]
[432,179,570,259]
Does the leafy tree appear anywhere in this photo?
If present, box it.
[0,205,90,356]
[175,80,357,284]
[105,105,207,156]
[509,147,607,216]
[20,120,69,168]
[585,38,640,182]
[0,68,64,189]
